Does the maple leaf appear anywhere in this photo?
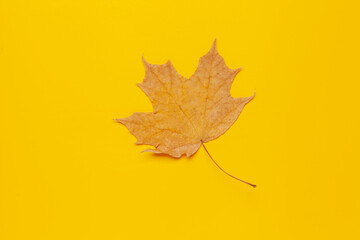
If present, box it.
[115,40,256,187]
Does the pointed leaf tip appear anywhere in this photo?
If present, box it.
[114,118,124,124]
[142,55,150,66]
[210,38,217,52]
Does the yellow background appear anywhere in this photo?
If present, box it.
[1,0,359,239]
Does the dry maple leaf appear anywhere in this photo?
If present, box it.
[115,40,256,187]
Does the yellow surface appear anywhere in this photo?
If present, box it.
[1,0,359,239]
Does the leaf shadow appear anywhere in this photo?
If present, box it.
[138,150,196,163]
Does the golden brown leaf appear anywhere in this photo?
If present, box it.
[116,40,254,158]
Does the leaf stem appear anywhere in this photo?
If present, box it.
[201,141,256,188]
